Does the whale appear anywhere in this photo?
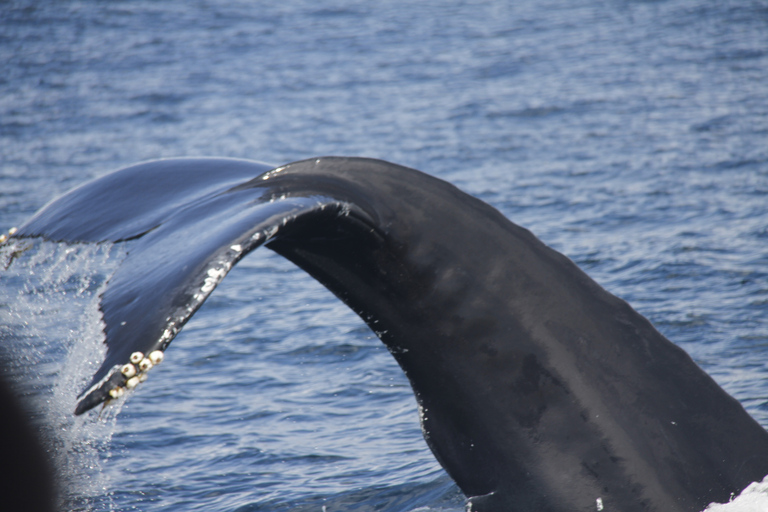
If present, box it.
[9,156,768,511]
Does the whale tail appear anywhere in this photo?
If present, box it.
[11,156,768,511]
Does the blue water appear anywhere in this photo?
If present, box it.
[1,0,767,510]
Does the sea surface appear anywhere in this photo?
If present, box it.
[1,0,767,511]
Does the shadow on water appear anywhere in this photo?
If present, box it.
[233,475,463,512]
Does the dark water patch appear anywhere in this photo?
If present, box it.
[277,342,378,362]
[234,476,462,512]
[691,114,735,133]
[487,105,565,119]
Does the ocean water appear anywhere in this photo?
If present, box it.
[1,0,767,511]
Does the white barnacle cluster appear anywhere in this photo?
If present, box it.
[263,225,279,241]
[108,349,165,399]
[417,403,429,425]
[0,226,17,244]
[260,166,286,181]
[193,265,230,302]
[201,266,227,294]
[267,192,288,205]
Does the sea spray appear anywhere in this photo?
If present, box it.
[0,240,128,511]
[704,476,768,512]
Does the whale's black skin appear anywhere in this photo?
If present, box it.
[12,157,768,511]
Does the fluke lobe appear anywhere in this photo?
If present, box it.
[11,157,768,511]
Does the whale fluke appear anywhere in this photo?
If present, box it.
[12,156,768,511]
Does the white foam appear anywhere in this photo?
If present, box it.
[705,476,768,512]
[0,240,128,511]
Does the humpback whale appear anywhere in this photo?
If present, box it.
[9,156,768,511]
